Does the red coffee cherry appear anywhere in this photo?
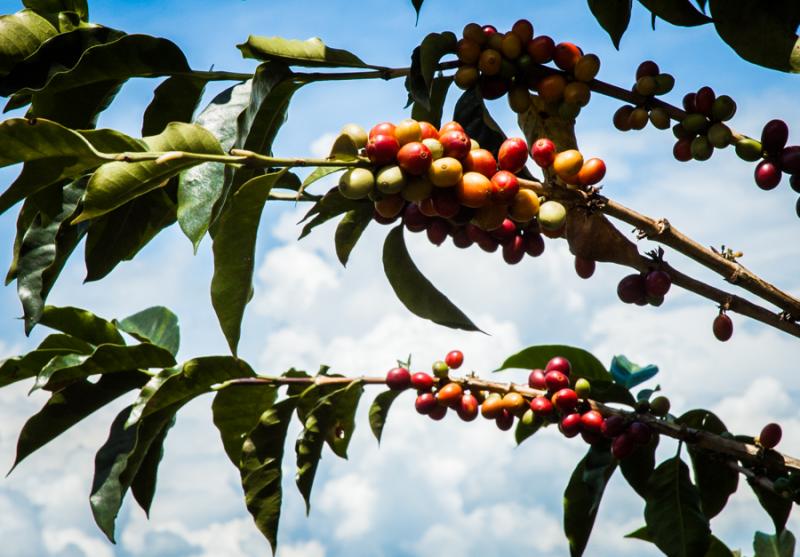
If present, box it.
[713,312,733,342]
[559,413,582,438]
[545,370,569,392]
[385,367,411,391]
[758,423,782,449]
[458,393,479,422]
[580,410,604,434]
[445,350,464,369]
[601,415,627,438]
[411,372,435,391]
[415,392,437,414]
[553,388,578,412]
[528,369,547,390]
[545,356,572,376]
[530,396,554,417]
[612,433,636,459]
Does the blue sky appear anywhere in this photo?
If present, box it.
[0,1,799,556]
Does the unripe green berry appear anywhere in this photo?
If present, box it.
[691,135,713,161]
[338,168,375,199]
[707,123,732,148]
[432,360,449,378]
[734,138,763,162]
[650,396,671,416]
[574,378,591,398]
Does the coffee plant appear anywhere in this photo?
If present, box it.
[0,0,799,555]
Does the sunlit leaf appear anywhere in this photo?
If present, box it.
[237,35,382,69]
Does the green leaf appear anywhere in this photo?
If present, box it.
[411,0,424,22]
[300,166,346,196]
[129,418,170,517]
[705,536,737,557]
[588,0,633,49]
[382,225,481,332]
[412,75,453,129]
[749,477,793,534]
[754,530,796,557]
[644,457,711,557]
[83,186,177,282]
[12,370,148,470]
[0,10,58,74]
[212,384,277,466]
[39,305,125,345]
[0,333,92,388]
[404,47,427,111]
[335,204,372,267]
[16,178,87,333]
[620,434,659,498]
[299,188,361,239]
[75,122,224,223]
[368,390,402,444]
[515,414,543,445]
[240,397,298,554]
[210,170,288,355]
[127,356,253,426]
[564,444,617,557]
[495,345,610,380]
[638,0,711,26]
[419,33,455,96]
[115,306,180,357]
[90,404,177,542]
[676,409,738,518]
[454,87,506,155]
[237,35,382,69]
[23,0,89,21]
[34,342,176,392]
[295,405,327,514]
[322,380,364,459]
[142,75,208,136]
[709,1,800,73]
[178,80,252,250]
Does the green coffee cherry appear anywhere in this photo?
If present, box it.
[649,107,671,130]
[682,113,709,134]
[707,123,732,148]
[711,95,737,122]
[691,135,713,161]
[338,168,375,199]
[735,138,763,162]
[375,165,406,194]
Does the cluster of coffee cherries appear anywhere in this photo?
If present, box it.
[669,86,738,162]
[530,137,606,188]
[616,269,673,307]
[453,20,600,119]
[613,60,675,132]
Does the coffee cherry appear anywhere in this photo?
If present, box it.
[402,176,434,203]
[506,189,538,223]
[527,35,555,63]
[456,171,493,208]
[636,60,660,79]
[367,134,400,165]
[612,433,635,459]
[575,378,591,399]
[472,203,507,232]
[369,122,396,139]
[628,107,649,130]
[428,157,463,187]
[335,162,375,199]
[761,119,789,154]
[577,158,606,186]
[498,138,529,173]
[376,165,407,194]
[574,256,596,279]
[635,76,657,97]
[496,409,514,431]
[695,86,715,116]
[707,123,732,148]
[375,195,405,219]
[531,138,557,168]
[554,42,582,71]
[501,32,523,59]
[553,150,584,181]
[492,219,517,243]
[454,67,478,91]
[395,119,422,145]
[545,370,569,392]
[462,22,486,44]
[530,395,554,417]
[439,130,471,160]
[440,121,465,135]
[340,123,368,148]
[649,107,671,130]
[451,227,473,249]
[445,350,463,369]
[791,175,800,194]
[411,372,435,391]
[429,404,447,421]
[682,113,708,135]
[481,394,504,419]
[436,382,463,407]
[574,54,601,82]
[755,160,782,190]
[645,270,672,297]
[673,138,693,162]
[502,235,526,265]
[403,203,430,232]
[553,388,578,412]
[713,312,733,342]
[480,75,509,100]
[525,232,545,257]
[421,138,445,160]
[458,393,479,421]
[711,95,737,122]
[628,422,652,445]
[545,356,571,375]
[690,136,713,161]
[490,171,520,205]
[396,142,433,176]
[580,410,604,433]
[512,18,534,42]
[538,200,567,231]
[463,149,498,178]
[564,81,591,107]
[386,367,411,390]
[617,274,646,304]
[415,392,437,415]
[758,423,782,449]
[503,392,527,413]
[559,413,582,438]
[650,396,671,417]
[734,138,763,162]
[419,121,439,140]
[613,105,635,131]
[581,431,605,445]
[528,369,547,390]
[682,92,697,113]
[508,84,533,114]
[653,74,675,95]
[780,146,800,175]
[601,415,627,438]
[538,74,567,103]
[373,208,400,225]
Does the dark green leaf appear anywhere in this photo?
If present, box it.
[754,530,796,557]
[12,370,148,470]
[23,0,89,21]
[644,457,711,557]
[454,87,506,155]
[705,536,737,557]
[335,204,372,267]
[240,397,298,554]
[620,434,659,498]
[638,0,711,26]
[368,390,402,444]
[129,417,171,517]
[588,0,633,49]
[142,75,208,136]
[16,179,86,333]
[495,345,610,381]
[5,199,38,284]
[115,306,180,357]
[34,342,176,392]
[626,525,651,541]
[0,10,58,74]
[383,225,480,332]
[0,333,92,388]
[322,380,364,458]
[411,0,424,22]
[237,35,382,69]
[404,46,428,111]
[212,384,277,466]
[749,477,793,534]
[210,170,288,355]
[74,122,224,223]
[128,356,253,426]
[299,188,360,239]
[709,1,800,73]
[515,414,543,445]
[300,166,346,196]
[412,75,453,129]
[564,444,617,557]
[39,305,125,345]
[178,80,252,250]
[295,403,328,514]
[90,404,177,542]
[28,77,123,129]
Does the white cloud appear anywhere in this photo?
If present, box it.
[318,474,376,539]
[277,540,326,557]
